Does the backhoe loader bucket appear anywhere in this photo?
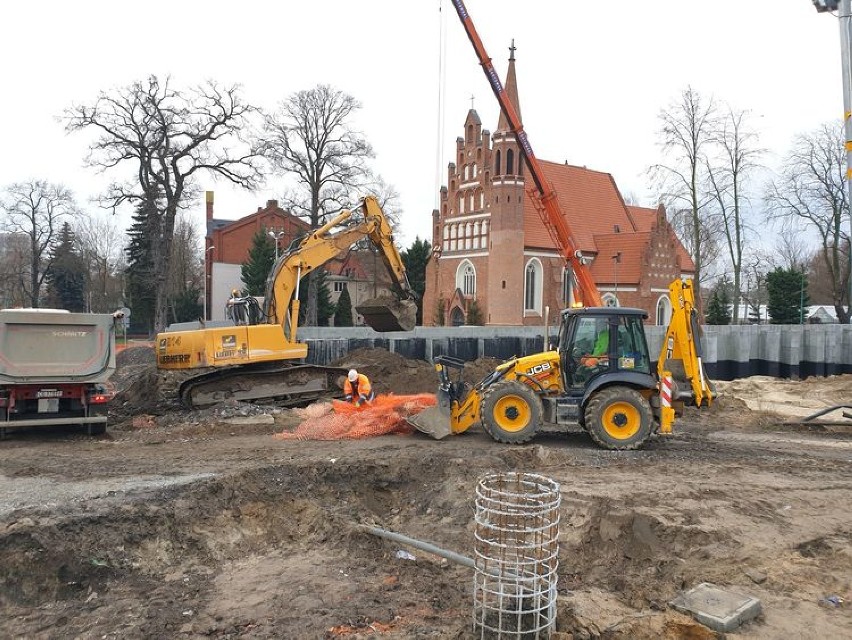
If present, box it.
[407,387,453,439]
[357,296,417,332]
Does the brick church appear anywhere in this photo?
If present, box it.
[422,47,694,327]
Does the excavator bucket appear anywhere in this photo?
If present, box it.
[407,387,453,440]
[357,296,417,332]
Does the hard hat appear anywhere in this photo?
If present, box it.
[348,369,358,382]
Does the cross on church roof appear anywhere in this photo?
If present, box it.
[470,94,475,109]
[509,38,516,61]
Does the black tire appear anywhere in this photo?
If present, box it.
[584,386,652,450]
[480,380,542,444]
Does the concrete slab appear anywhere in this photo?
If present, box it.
[670,582,762,633]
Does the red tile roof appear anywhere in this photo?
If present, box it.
[523,161,635,252]
[590,232,650,284]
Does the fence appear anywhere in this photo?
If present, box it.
[297,324,852,381]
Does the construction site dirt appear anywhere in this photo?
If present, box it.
[1,346,851,639]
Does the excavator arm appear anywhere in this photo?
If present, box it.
[657,278,715,432]
[265,195,416,341]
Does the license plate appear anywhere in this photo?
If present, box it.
[38,398,60,413]
[37,389,62,398]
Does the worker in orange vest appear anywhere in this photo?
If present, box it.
[344,369,374,407]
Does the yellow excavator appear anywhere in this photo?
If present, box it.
[157,196,417,408]
[408,0,716,450]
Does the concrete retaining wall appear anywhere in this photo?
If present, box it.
[298,324,852,381]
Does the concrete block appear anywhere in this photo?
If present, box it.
[670,582,761,633]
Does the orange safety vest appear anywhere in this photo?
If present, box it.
[344,373,372,399]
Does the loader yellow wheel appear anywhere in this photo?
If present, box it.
[481,380,542,444]
[584,386,652,450]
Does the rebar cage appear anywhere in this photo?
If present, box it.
[473,472,561,639]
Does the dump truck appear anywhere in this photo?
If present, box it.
[0,309,119,438]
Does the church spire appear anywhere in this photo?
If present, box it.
[496,39,522,132]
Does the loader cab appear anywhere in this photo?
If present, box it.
[558,308,651,391]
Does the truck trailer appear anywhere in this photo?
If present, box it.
[0,309,119,438]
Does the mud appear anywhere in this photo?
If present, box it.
[1,347,851,639]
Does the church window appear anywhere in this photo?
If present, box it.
[472,163,478,178]
[506,149,515,175]
[524,258,543,313]
[467,124,473,143]
[459,195,465,214]
[443,225,449,240]
[469,192,474,211]
[464,164,470,181]
[495,150,502,175]
[479,191,484,209]
[456,260,476,296]
[656,295,672,326]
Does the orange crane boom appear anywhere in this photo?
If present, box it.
[450,0,603,307]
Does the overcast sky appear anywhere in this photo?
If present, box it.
[0,1,843,247]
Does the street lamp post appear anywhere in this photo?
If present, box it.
[204,245,215,322]
[268,229,287,262]
[814,0,852,322]
[612,252,621,305]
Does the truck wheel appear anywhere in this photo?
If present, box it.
[584,386,652,450]
[481,380,542,444]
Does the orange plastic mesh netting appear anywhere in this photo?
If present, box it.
[273,393,437,441]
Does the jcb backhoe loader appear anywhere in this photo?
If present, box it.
[407,1,715,450]
[410,278,715,450]
[156,196,417,408]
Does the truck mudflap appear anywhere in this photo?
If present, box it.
[179,362,348,408]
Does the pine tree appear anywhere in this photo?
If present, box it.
[46,222,86,311]
[706,286,731,325]
[241,228,276,296]
[315,269,335,326]
[334,284,354,326]
[401,237,431,325]
[124,193,158,333]
[767,267,809,324]
[172,285,203,323]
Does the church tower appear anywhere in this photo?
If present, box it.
[486,42,527,324]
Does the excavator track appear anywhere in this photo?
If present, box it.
[179,362,348,409]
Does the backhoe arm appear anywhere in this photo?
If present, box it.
[264,196,416,341]
[657,278,715,432]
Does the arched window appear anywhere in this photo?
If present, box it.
[506,149,515,175]
[456,260,476,296]
[656,295,672,326]
[451,306,466,326]
[459,195,465,214]
[495,150,502,175]
[469,192,474,211]
[479,190,484,209]
[467,124,473,143]
[463,164,470,181]
[443,225,449,240]
[524,258,543,313]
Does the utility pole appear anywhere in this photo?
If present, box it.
[817,0,852,321]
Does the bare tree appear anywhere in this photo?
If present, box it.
[773,227,815,271]
[75,212,126,312]
[706,106,764,322]
[765,122,851,323]
[262,84,375,325]
[650,87,719,298]
[65,75,264,331]
[0,232,30,307]
[0,180,78,307]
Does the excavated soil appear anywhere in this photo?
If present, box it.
[1,346,851,639]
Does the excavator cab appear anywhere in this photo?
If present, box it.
[560,308,652,391]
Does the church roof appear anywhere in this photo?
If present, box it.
[522,160,635,252]
[588,232,650,284]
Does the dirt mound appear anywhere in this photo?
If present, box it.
[333,347,502,395]
[715,374,852,419]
